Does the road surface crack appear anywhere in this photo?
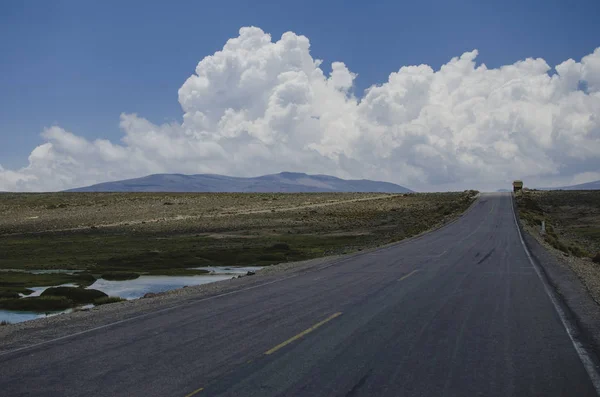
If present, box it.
[477,248,495,265]
[345,369,372,397]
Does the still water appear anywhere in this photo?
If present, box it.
[0,266,261,324]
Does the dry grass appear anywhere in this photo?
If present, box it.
[0,192,390,235]
[517,190,600,304]
[93,296,126,306]
[0,191,478,280]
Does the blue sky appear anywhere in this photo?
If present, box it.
[1,0,599,191]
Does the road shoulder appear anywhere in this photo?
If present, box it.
[520,222,600,361]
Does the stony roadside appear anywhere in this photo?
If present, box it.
[519,213,600,360]
[522,221,600,306]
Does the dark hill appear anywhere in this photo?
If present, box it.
[66,172,413,193]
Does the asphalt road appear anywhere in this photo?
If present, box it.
[1,193,598,396]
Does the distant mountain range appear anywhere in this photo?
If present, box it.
[66,172,413,193]
[540,179,600,190]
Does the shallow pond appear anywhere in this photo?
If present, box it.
[195,266,262,275]
[0,266,262,324]
[0,310,42,323]
[89,274,234,300]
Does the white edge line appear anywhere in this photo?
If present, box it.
[510,194,600,393]
[0,274,298,358]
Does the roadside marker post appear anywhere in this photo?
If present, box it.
[541,220,546,235]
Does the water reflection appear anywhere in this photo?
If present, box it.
[89,274,233,300]
[0,266,262,324]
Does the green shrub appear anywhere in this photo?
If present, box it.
[268,243,291,251]
[93,296,125,306]
[545,235,570,253]
[519,196,543,213]
[0,272,94,289]
[0,291,20,299]
[0,287,35,296]
[75,273,97,286]
[101,272,140,281]
[568,245,588,258]
[41,287,107,303]
[0,296,73,311]
[257,253,286,261]
[544,234,557,246]
[556,241,570,254]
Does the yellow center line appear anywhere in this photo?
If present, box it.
[184,387,204,397]
[398,269,420,281]
[264,312,343,355]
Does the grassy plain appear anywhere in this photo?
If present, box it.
[0,191,478,291]
[517,190,600,257]
[516,189,600,303]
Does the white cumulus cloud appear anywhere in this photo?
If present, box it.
[1,27,600,192]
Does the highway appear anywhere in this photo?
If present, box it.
[1,193,598,396]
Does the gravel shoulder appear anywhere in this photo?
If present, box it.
[519,214,600,360]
